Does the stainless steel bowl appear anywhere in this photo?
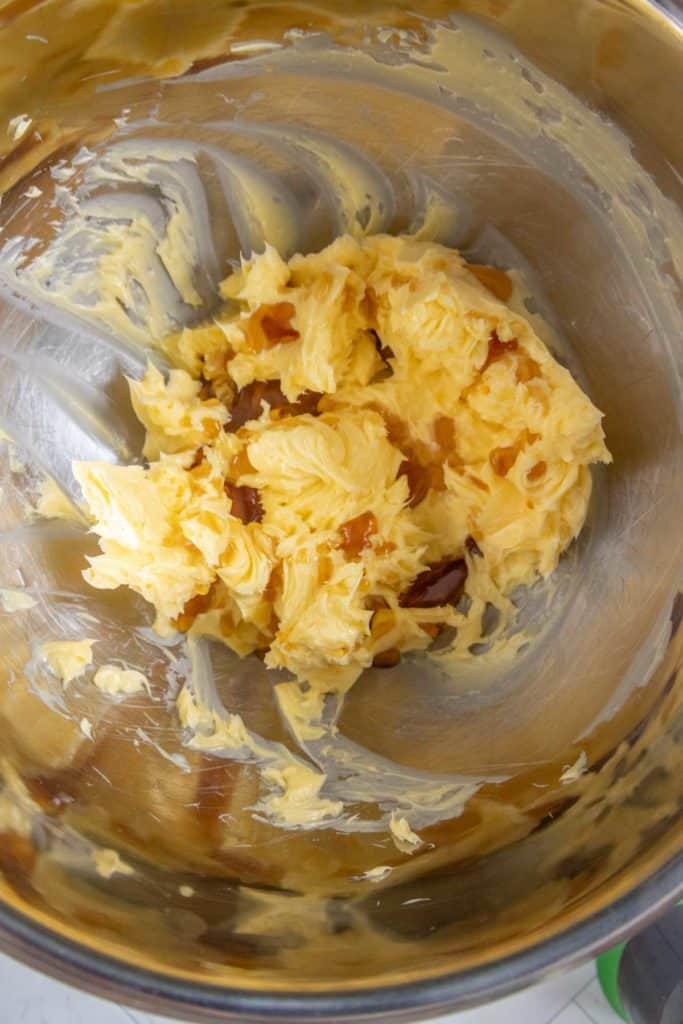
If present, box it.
[0,1,681,1021]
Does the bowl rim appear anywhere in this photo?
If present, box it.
[0,850,680,1021]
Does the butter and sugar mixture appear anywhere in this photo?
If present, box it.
[75,234,610,725]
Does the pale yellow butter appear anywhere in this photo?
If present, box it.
[93,848,134,879]
[39,639,94,685]
[74,234,611,841]
[93,664,147,696]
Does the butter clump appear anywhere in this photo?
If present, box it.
[93,664,148,696]
[75,234,610,731]
[93,848,134,879]
[39,639,95,684]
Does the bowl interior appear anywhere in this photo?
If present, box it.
[0,0,681,1016]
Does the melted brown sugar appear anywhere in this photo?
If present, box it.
[338,511,378,558]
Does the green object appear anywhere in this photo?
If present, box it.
[596,943,628,1021]
[597,900,683,1021]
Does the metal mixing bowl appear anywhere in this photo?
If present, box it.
[0,1,681,1021]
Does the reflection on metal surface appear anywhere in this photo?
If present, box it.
[0,1,681,1020]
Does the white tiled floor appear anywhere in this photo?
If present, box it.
[0,951,622,1023]
[574,978,625,1024]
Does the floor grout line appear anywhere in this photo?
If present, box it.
[574,974,599,999]
[574,1005,602,1024]
[542,969,597,1024]
[546,993,586,1024]
[575,979,619,1024]
[547,998,577,1023]
[576,1002,604,1024]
